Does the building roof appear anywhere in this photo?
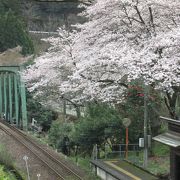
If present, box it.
[153,131,180,147]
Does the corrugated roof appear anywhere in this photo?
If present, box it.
[153,131,180,147]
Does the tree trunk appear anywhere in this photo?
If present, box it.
[164,88,179,119]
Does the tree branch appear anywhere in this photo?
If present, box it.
[61,95,80,107]
[122,5,132,25]
[165,91,179,119]
[148,6,156,34]
[79,73,129,88]
[134,5,145,24]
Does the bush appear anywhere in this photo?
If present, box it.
[0,145,14,168]
[72,103,122,155]
[48,121,74,151]
[27,92,54,131]
[152,142,169,156]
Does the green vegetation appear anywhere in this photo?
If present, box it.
[147,142,170,177]
[147,157,169,177]
[47,93,164,157]
[0,0,21,15]
[0,165,17,180]
[0,0,172,179]
[151,142,169,156]
[118,81,163,141]
[68,156,100,180]
[27,92,55,131]
[0,0,34,55]
[0,145,14,168]
[72,103,122,154]
[48,121,73,149]
[48,103,122,155]
[35,83,168,178]
[0,145,24,180]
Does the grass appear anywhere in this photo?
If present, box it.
[0,144,25,180]
[151,142,169,156]
[0,144,14,168]
[68,156,101,180]
[27,131,49,145]
[0,165,17,180]
[147,156,169,176]
[147,142,170,177]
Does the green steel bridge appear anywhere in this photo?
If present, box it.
[0,66,27,130]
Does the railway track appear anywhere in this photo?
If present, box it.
[0,120,84,180]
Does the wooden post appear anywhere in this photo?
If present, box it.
[122,118,131,159]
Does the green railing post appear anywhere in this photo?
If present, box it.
[8,74,12,123]
[0,75,2,115]
[14,74,19,126]
[20,81,28,130]
[3,73,7,120]
[0,66,28,130]
[20,66,28,131]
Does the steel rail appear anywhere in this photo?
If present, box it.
[0,120,83,180]
[10,123,83,179]
[0,121,65,179]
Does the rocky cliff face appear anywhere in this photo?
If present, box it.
[21,0,84,31]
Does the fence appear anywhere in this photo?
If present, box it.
[92,144,143,166]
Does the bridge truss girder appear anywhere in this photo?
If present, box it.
[0,66,27,130]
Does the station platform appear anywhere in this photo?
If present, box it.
[91,159,159,180]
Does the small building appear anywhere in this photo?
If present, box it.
[153,116,180,180]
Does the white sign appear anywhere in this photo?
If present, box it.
[122,118,131,127]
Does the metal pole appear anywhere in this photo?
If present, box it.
[63,98,66,122]
[120,144,122,159]
[14,74,19,126]
[125,127,128,159]
[143,85,148,168]
[3,73,7,120]
[37,174,41,180]
[95,144,98,160]
[8,74,12,123]
[20,75,28,130]
[23,155,30,180]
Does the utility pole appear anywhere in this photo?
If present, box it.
[143,84,148,168]
[122,118,131,160]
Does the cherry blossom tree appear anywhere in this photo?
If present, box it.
[23,0,180,118]
[23,28,75,107]
[127,27,180,118]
